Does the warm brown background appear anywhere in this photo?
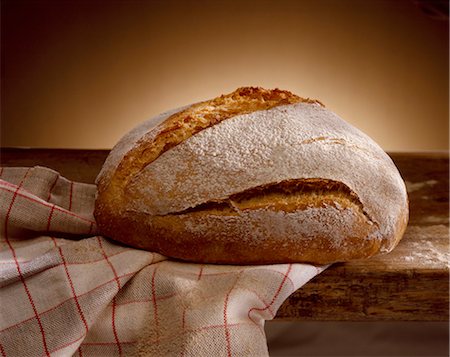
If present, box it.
[1,0,448,151]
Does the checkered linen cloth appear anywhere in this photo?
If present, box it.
[0,166,326,356]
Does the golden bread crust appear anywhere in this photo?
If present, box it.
[94,87,408,264]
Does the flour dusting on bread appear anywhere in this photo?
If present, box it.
[94,87,409,264]
[126,103,407,250]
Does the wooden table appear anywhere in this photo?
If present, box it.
[1,148,448,321]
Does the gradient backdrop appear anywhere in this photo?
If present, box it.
[1,0,449,151]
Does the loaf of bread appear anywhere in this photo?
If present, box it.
[94,87,408,264]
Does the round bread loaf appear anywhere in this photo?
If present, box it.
[94,87,409,264]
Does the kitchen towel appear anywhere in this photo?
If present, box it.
[0,166,326,356]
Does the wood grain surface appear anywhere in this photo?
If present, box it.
[1,148,448,321]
